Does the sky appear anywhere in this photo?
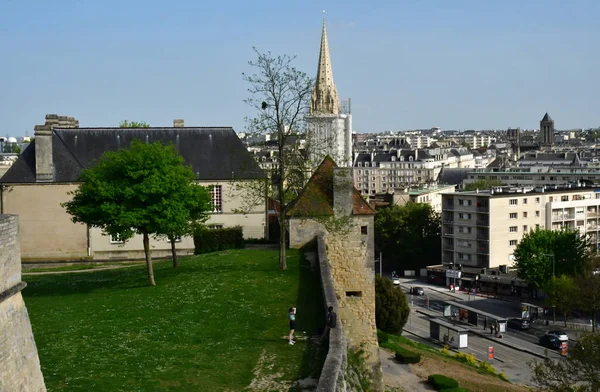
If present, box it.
[1,0,599,137]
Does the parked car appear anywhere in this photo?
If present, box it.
[392,277,400,286]
[410,287,425,296]
[507,318,530,330]
[547,331,569,342]
[539,334,562,350]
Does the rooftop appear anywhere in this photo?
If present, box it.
[452,183,600,198]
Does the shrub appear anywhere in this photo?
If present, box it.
[498,372,509,382]
[428,374,459,391]
[478,361,496,374]
[453,352,478,367]
[194,226,245,254]
[441,345,450,356]
[377,330,389,344]
[394,347,421,364]
[439,388,469,392]
[375,275,410,334]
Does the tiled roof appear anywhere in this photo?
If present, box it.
[288,156,375,217]
[2,127,264,183]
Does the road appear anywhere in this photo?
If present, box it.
[398,280,569,386]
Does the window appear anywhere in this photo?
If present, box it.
[208,224,223,230]
[535,211,540,217]
[467,200,472,206]
[523,212,528,218]
[110,234,124,244]
[509,199,518,206]
[549,197,554,202]
[509,240,518,246]
[509,213,517,219]
[523,198,528,205]
[523,225,528,232]
[210,185,223,213]
[459,199,464,206]
[535,197,540,204]
[561,196,569,202]
[509,226,518,232]
[361,226,368,235]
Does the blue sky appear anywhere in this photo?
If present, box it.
[1,0,598,136]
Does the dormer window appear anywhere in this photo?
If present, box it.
[400,156,404,161]
[409,156,414,161]
[358,162,362,167]
[391,156,396,162]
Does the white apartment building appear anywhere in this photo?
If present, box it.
[391,184,456,213]
[441,184,600,269]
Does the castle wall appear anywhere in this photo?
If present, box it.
[0,214,46,391]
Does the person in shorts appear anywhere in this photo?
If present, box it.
[288,307,296,345]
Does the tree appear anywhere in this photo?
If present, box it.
[119,120,150,128]
[576,258,600,332]
[63,140,204,285]
[375,275,410,334]
[154,184,212,268]
[513,228,591,290]
[543,275,577,326]
[463,179,503,191]
[243,48,313,270]
[375,202,441,271]
[530,332,600,391]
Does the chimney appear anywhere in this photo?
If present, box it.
[333,167,354,217]
[34,114,79,182]
[173,119,184,128]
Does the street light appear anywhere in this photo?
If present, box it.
[542,253,556,324]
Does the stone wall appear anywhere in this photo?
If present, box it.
[315,234,348,392]
[0,214,46,392]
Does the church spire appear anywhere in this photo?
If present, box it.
[310,19,339,115]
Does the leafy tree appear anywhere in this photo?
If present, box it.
[576,258,600,332]
[463,179,503,191]
[513,228,591,290]
[63,140,204,285]
[375,202,441,271]
[242,48,313,270]
[119,120,150,128]
[375,275,409,334]
[155,185,212,268]
[543,275,577,326]
[530,332,600,391]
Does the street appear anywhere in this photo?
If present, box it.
[398,278,569,387]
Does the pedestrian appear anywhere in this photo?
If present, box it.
[483,318,487,330]
[288,307,296,345]
[490,324,494,335]
[321,306,337,342]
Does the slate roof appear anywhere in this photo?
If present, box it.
[1,127,264,183]
[287,156,375,217]
[437,167,470,185]
[541,112,553,122]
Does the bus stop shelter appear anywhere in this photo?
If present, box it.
[521,302,545,321]
[443,301,508,333]
[429,317,469,349]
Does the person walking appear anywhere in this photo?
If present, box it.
[288,307,296,345]
[321,306,337,342]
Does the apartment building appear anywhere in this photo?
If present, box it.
[441,184,600,270]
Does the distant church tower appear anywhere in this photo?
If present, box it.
[306,20,353,168]
[540,112,555,148]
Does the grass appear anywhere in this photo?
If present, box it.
[379,333,528,392]
[23,249,326,392]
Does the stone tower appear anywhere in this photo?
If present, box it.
[306,20,353,168]
[540,112,555,147]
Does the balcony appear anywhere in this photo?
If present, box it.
[588,213,599,218]
[444,205,455,211]
[475,220,489,227]
[476,207,489,213]
[443,231,455,237]
[587,225,599,231]
[476,247,489,255]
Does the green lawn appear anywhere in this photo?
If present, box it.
[23,249,326,392]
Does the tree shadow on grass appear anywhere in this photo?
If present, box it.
[289,240,328,391]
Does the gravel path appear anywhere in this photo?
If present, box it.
[380,349,435,392]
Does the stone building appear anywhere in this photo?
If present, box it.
[0,115,267,261]
[306,21,353,168]
[0,214,46,391]
[540,112,555,147]
[288,156,383,390]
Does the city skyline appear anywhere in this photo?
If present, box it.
[1,0,599,137]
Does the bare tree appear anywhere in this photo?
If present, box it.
[242,48,313,270]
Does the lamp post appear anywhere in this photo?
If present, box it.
[542,253,556,324]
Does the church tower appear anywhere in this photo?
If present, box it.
[540,112,555,148]
[306,20,353,168]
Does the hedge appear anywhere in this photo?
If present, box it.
[440,388,469,392]
[428,374,459,391]
[193,226,245,254]
[394,346,421,364]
